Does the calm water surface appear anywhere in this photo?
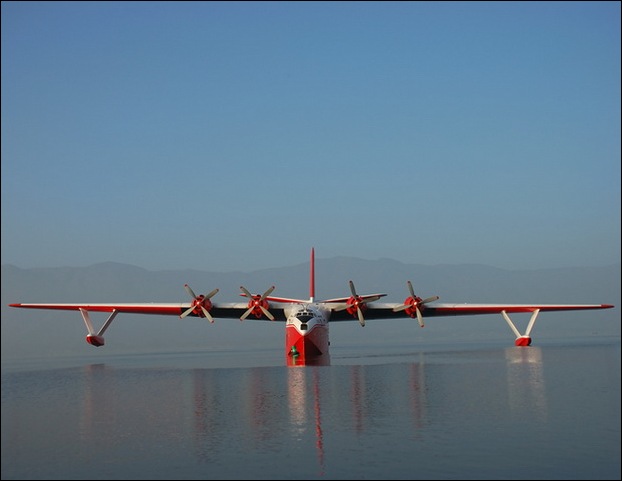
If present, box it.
[2,339,620,480]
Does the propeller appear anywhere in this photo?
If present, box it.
[335,280,382,327]
[392,281,439,327]
[240,285,275,320]
[180,284,219,323]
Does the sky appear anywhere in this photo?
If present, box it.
[1,1,620,273]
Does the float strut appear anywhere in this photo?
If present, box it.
[501,309,540,346]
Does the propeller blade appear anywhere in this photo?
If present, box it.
[180,306,195,319]
[240,306,254,321]
[260,305,275,321]
[422,296,439,304]
[184,284,197,300]
[349,280,358,297]
[416,307,424,328]
[201,306,214,323]
[260,286,275,301]
[240,286,253,298]
[239,285,275,301]
[407,280,416,298]
[205,288,219,300]
[357,307,365,327]
[240,305,274,321]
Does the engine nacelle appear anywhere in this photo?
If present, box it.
[240,285,275,320]
[246,296,270,318]
[345,295,367,318]
[191,297,214,317]
[402,296,424,319]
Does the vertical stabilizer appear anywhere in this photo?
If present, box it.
[310,247,315,302]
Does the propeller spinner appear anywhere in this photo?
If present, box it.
[180,284,219,323]
[240,285,275,320]
[392,280,439,327]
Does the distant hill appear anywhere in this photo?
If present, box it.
[2,258,619,361]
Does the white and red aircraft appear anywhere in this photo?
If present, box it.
[9,248,614,366]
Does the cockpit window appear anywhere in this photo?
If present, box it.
[296,310,314,323]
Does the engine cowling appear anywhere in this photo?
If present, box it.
[240,286,275,320]
[393,281,439,327]
[335,281,381,327]
[402,295,425,318]
[180,285,219,322]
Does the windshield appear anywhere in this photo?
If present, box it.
[295,310,315,322]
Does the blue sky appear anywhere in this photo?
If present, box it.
[2,1,620,272]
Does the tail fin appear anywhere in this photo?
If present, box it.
[310,247,315,302]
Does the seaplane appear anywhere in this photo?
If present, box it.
[8,248,614,366]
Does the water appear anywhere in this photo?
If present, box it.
[2,339,620,480]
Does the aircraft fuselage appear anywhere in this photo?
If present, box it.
[284,303,330,366]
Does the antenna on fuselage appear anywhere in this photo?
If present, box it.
[310,247,315,303]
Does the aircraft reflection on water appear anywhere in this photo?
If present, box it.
[505,346,547,421]
[73,349,548,476]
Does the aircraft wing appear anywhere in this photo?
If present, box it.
[327,302,614,321]
[8,302,293,321]
[13,301,611,320]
